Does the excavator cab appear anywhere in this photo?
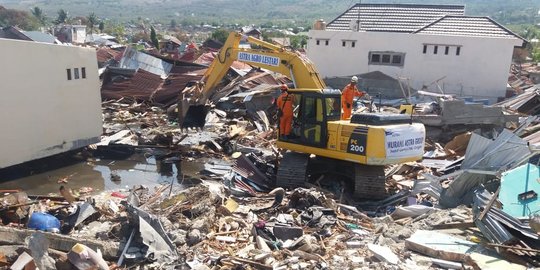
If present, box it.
[282,89,341,148]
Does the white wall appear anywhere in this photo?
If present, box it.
[307,30,522,102]
[0,38,102,168]
[73,26,87,44]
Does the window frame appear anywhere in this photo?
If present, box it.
[66,69,72,80]
[81,67,86,79]
[368,51,405,67]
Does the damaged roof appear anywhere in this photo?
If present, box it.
[96,47,124,63]
[326,3,464,32]
[414,16,526,41]
[101,65,206,106]
[119,47,173,78]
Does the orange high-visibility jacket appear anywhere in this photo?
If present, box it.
[341,83,364,106]
[277,92,295,116]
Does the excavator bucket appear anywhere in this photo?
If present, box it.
[179,104,209,128]
[176,83,210,129]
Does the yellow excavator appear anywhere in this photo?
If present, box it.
[180,32,426,199]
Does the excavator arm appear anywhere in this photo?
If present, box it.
[198,32,326,103]
[179,32,326,127]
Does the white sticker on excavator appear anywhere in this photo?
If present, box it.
[238,52,279,66]
[385,125,425,158]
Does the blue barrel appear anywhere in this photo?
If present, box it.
[28,212,61,232]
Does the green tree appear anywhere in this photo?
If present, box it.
[31,7,46,25]
[98,21,105,33]
[55,9,68,24]
[211,28,229,43]
[87,12,97,33]
[150,26,159,49]
[0,6,40,30]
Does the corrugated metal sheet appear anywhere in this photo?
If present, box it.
[496,86,540,115]
[473,188,539,246]
[414,16,524,40]
[101,65,206,106]
[96,47,124,63]
[119,47,173,78]
[326,4,464,32]
[462,129,531,171]
[439,130,532,208]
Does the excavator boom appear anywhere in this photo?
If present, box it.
[178,32,326,127]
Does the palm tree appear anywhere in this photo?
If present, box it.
[55,9,68,24]
[31,7,47,25]
[99,21,105,33]
[87,12,97,34]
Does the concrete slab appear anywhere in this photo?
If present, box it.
[405,230,477,262]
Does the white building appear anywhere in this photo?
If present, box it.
[0,38,102,168]
[307,4,526,103]
[55,25,87,44]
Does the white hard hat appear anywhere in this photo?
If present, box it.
[351,76,358,83]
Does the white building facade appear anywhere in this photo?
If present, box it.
[307,4,525,103]
[0,38,102,168]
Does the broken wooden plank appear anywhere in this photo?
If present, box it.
[0,226,119,259]
[432,222,475,229]
[231,256,272,270]
[477,187,499,221]
[405,230,477,262]
[430,258,463,269]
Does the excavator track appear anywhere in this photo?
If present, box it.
[353,164,387,199]
[276,152,308,188]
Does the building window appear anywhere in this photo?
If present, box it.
[445,46,449,55]
[423,45,427,54]
[81,67,86,79]
[342,41,346,47]
[74,68,80,79]
[316,40,320,45]
[369,51,405,66]
[66,69,72,80]
[456,47,461,56]
[392,55,402,64]
[370,53,381,63]
[351,41,355,48]
[434,46,438,54]
[325,40,329,46]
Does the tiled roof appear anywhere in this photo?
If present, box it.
[413,16,525,40]
[326,3,464,32]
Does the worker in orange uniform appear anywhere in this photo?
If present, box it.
[277,84,295,139]
[341,76,367,120]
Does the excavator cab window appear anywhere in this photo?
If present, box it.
[325,97,341,120]
[299,94,327,147]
